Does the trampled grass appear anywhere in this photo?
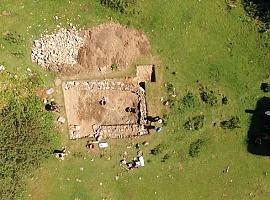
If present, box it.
[1,0,270,199]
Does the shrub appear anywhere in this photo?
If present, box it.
[226,0,237,10]
[222,96,228,105]
[182,92,195,108]
[161,153,170,162]
[165,82,174,92]
[200,88,218,106]
[243,0,270,30]
[150,144,167,155]
[189,139,205,157]
[3,32,24,45]
[11,51,24,58]
[220,116,240,129]
[100,0,136,13]
[111,63,118,71]
[184,115,205,130]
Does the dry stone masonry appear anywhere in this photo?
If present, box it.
[64,79,149,139]
[31,28,84,71]
[92,124,147,139]
[64,80,138,92]
[69,125,81,139]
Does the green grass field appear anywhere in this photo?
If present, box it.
[1,0,270,199]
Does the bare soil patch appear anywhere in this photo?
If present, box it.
[32,22,151,78]
[59,22,150,77]
[78,22,150,73]
[62,78,148,139]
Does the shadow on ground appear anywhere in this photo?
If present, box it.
[242,0,270,28]
[246,97,270,156]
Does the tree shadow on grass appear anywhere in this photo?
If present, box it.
[242,0,270,29]
[246,97,270,156]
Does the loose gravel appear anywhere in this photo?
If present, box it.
[31,27,84,71]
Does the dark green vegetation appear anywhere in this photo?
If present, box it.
[189,139,206,157]
[243,0,270,30]
[220,116,241,130]
[150,143,167,155]
[110,63,118,71]
[184,115,205,131]
[182,92,196,108]
[200,88,218,106]
[100,0,136,13]
[1,0,270,199]
[0,73,58,199]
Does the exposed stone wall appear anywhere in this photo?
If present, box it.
[64,80,138,92]
[69,125,81,139]
[93,124,148,139]
[64,79,149,139]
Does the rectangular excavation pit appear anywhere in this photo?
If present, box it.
[62,79,148,139]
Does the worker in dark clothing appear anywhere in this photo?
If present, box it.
[45,101,59,112]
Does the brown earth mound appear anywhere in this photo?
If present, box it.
[77,22,150,73]
[32,22,150,77]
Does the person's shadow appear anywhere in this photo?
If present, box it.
[246,97,270,156]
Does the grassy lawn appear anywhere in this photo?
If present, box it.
[1,0,270,199]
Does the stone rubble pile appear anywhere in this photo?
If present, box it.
[69,125,81,139]
[137,88,148,125]
[64,80,137,92]
[31,28,84,70]
[92,124,148,139]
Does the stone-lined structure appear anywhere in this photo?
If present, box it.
[63,79,149,140]
[92,124,147,139]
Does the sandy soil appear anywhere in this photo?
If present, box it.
[61,22,150,76]
[63,82,139,138]
[79,22,150,71]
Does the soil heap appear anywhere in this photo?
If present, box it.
[78,22,150,72]
[31,22,150,76]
